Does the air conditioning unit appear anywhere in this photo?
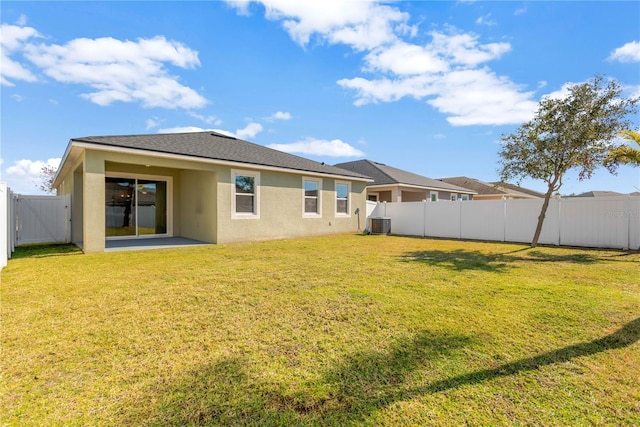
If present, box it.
[370,217,391,235]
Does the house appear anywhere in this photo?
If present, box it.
[438,176,543,200]
[334,160,476,202]
[52,132,371,253]
[567,190,624,197]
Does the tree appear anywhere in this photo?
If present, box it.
[37,164,58,194]
[498,75,638,248]
[605,130,640,167]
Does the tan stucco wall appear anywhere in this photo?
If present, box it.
[56,147,367,252]
[216,168,367,244]
[179,170,217,243]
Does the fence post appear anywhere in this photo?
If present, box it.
[9,191,16,254]
[626,195,631,250]
[503,198,507,242]
[458,198,462,240]
[556,196,561,246]
[423,200,427,237]
[0,183,7,268]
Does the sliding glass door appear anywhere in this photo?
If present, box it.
[106,177,168,238]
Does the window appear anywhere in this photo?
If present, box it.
[303,177,322,217]
[450,194,457,201]
[335,181,350,216]
[461,194,469,201]
[430,191,438,202]
[232,169,260,218]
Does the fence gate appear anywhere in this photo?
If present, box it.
[15,194,71,245]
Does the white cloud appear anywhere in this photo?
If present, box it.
[607,41,640,63]
[476,14,496,26]
[236,122,263,139]
[188,111,222,125]
[227,0,408,50]
[541,81,582,101]
[230,2,534,126]
[157,122,263,139]
[157,126,213,134]
[268,137,365,157]
[627,84,640,100]
[11,94,24,102]
[428,31,510,67]
[0,23,41,86]
[4,21,208,109]
[25,35,207,108]
[364,41,449,75]
[3,158,61,195]
[146,118,160,130]
[339,68,537,125]
[271,111,291,120]
[426,69,537,126]
[514,7,527,16]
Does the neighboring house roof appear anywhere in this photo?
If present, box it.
[489,182,545,198]
[570,190,624,197]
[57,132,371,184]
[334,160,476,194]
[439,176,543,198]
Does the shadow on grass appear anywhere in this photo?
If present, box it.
[402,248,601,272]
[125,331,473,426]
[124,318,639,425]
[420,316,640,393]
[10,243,82,259]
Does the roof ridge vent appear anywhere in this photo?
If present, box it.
[210,131,238,140]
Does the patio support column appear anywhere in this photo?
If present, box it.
[82,151,105,253]
[391,188,402,203]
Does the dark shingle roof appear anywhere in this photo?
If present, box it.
[571,190,624,198]
[439,176,543,198]
[334,160,476,193]
[72,132,370,180]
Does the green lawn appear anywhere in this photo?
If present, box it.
[2,235,639,426]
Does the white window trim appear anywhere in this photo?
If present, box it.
[231,169,260,219]
[105,172,173,239]
[302,177,322,218]
[335,180,351,217]
[450,194,457,201]
[430,191,438,202]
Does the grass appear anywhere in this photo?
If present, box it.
[2,235,639,426]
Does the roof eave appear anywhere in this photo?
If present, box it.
[64,141,373,182]
[367,183,477,194]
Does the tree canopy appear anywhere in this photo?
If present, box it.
[497,75,638,247]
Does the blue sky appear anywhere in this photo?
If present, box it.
[2,1,639,195]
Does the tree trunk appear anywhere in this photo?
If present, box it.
[531,186,555,248]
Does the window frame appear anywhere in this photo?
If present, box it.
[231,169,260,219]
[335,181,351,217]
[105,172,173,239]
[302,177,322,218]
[430,191,439,202]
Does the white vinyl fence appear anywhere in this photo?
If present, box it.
[1,185,71,266]
[368,195,640,250]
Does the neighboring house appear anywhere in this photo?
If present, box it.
[334,160,476,202]
[52,132,371,253]
[567,191,624,197]
[439,176,543,200]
